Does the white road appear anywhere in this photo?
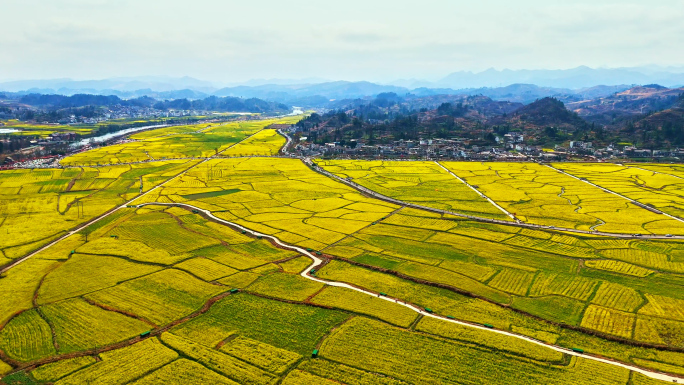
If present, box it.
[434,160,519,222]
[135,201,684,384]
[0,124,269,274]
[307,158,684,240]
[544,164,684,226]
[3,127,683,382]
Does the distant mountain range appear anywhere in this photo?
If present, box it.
[11,94,289,114]
[427,66,684,89]
[1,66,683,107]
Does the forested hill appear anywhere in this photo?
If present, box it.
[153,96,289,113]
[509,97,588,128]
[17,93,289,113]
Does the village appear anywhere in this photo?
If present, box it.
[289,127,682,161]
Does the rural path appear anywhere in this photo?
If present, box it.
[3,124,684,381]
[306,158,684,239]
[0,124,272,274]
[0,158,209,275]
[7,152,684,277]
[619,164,684,181]
[544,164,684,226]
[277,128,293,155]
[134,201,684,384]
[433,160,519,222]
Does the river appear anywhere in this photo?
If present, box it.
[69,108,302,148]
[69,124,169,147]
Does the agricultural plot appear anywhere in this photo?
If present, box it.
[281,370,340,385]
[0,204,302,363]
[85,269,227,325]
[40,298,150,354]
[315,260,558,335]
[0,159,199,263]
[132,359,239,385]
[51,338,178,385]
[580,305,637,339]
[318,226,684,348]
[170,294,348,355]
[246,272,325,302]
[174,257,238,281]
[219,336,302,375]
[415,316,564,362]
[0,119,96,137]
[317,160,510,220]
[310,286,418,327]
[296,359,410,385]
[60,117,298,166]
[0,309,56,362]
[160,333,278,385]
[110,210,222,255]
[37,253,162,305]
[30,356,97,383]
[220,128,286,157]
[441,161,684,234]
[556,162,684,221]
[134,157,400,250]
[320,317,632,385]
[278,256,312,273]
[0,254,61,328]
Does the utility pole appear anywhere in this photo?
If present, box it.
[139,176,143,194]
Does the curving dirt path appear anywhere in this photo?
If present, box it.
[4,124,684,381]
[136,201,683,384]
[1,125,280,274]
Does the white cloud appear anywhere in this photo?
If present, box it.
[0,0,682,82]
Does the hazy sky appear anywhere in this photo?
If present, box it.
[2,0,683,83]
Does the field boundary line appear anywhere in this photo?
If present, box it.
[320,206,405,252]
[214,124,272,156]
[303,158,684,239]
[0,159,207,275]
[3,290,235,375]
[544,164,684,226]
[434,161,518,222]
[624,164,684,181]
[1,117,286,274]
[135,202,683,383]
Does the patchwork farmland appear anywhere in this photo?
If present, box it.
[1,118,683,384]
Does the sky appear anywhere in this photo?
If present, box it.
[1,0,683,84]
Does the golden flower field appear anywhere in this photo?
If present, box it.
[0,118,683,384]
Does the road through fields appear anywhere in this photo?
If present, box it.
[544,163,684,225]
[0,125,272,274]
[136,201,684,384]
[3,126,684,380]
[306,158,684,239]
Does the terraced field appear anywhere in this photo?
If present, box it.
[0,120,97,138]
[553,162,684,222]
[317,160,510,220]
[220,129,286,157]
[0,160,200,265]
[1,121,683,384]
[320,209,684,346]
[134,157,400,251]
[60,117,299,166]
[440,161,684,234]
